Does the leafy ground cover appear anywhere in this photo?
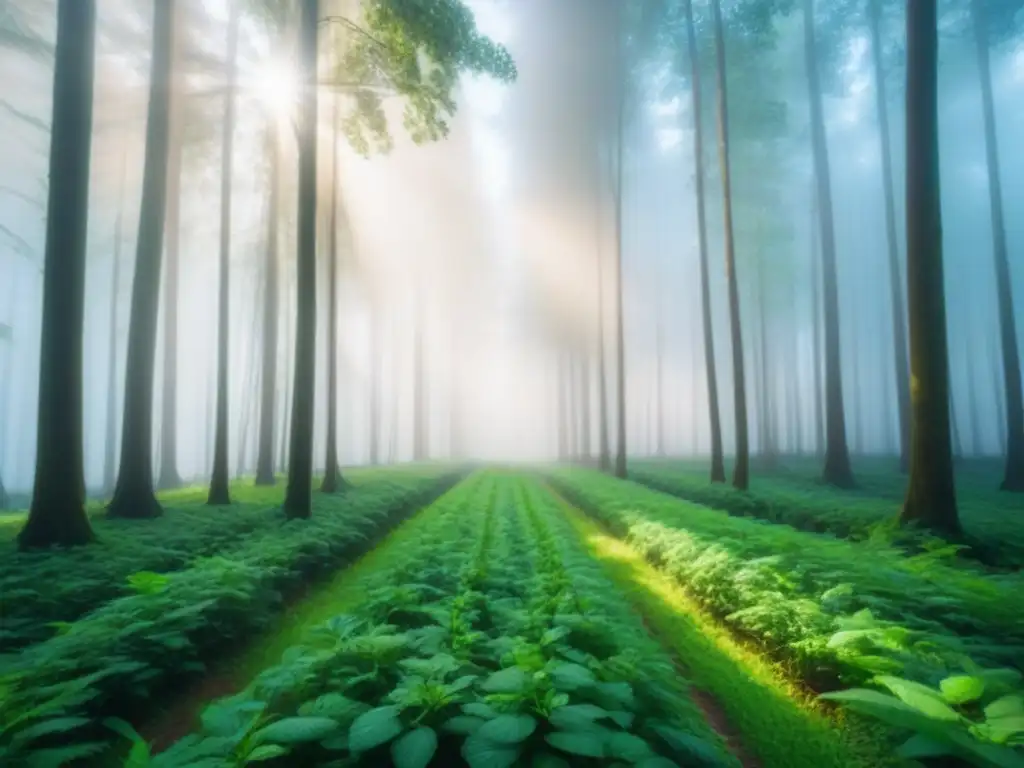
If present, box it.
[630,458,1024,568]
[0,469,461,766]
[0,468,453,653]
[115,472,736,767]
[549,469,1024,767]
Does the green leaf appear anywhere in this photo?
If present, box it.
[443,715,486,735]
[897,734,950,759]
[463,702,499,719]
[477,714,536,744]
[298,693,364,722]
[246,744,290,762]
[649,725,727,766]
[607,731,654,762]
[939,676,986,705]
[462,733,520,768]
[819,689,952,734]
[482,667,529,693]
[13,717,90,745]
[875,677,962,722]
[391,726,437,768]
[549,704,607,731]
[255,716,339,745]
[348,706,404,752]
[531,753,571,768]
[637,758,680,768]
[546,730,605,758]
[550,663,596,691]
[986,695,1024,720]
[985,715,1024,745]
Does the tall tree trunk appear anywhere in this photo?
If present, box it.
[207,2,239,506]
[412,285,427,461]
[970,0,1024,491]
[595,184,612,471]
[993,331,1007,454]
[255,125,280,485]
[711,0,749,490]
[612,30,628,481]
[684,1,725,480]
[18,0,97,548]
[104,146,128,494]
[851,318,864,455]
[789,288,803,455]
[881,319,896,454]
[810,185,824,456]
[966,337,982,457]
[369,297,382,464]
[321,92,343,492]
[950,368,964,460]
[868,0,911,472]
[655,301,664,457]
[283,0,319,519]
[108,0,176,520]
[580,355,592,461]
[557,353,568,460]
[278,272,293,474]
[900,0,959,534]
[157,81,184,490]
[804,0,855,488]
[756,250,776,468]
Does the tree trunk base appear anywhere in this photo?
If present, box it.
[999,473,1024,493]
[710,456,726,484]
[156,470,183,491]
[822,457,857,489]
[900,499,961,538]
[253,471,276,487]
[320,468,347,494]
[107,489,163,519]
[207,482,232,506]
[18,508,95,550]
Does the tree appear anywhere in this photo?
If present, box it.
[208,0,240,506]
[804,0,854,488]
[970,0,1024,492]
[321,88,344,493]
[104,145,129,494]
[17,0,97,549]
[900,0,959,535]
[711,0,750,491]
[867,0,911,472]
[612,3,628,480]
[684,0,726,483]
[107,0,176,520]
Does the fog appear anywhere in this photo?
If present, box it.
[1,0,1022,497]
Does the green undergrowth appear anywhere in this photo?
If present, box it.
[0,470,460,766]
[550,469,1024,766]
[119,472,735,767]
[550,487,906,768]
[0,469,447,653]
[631,459,1024,569]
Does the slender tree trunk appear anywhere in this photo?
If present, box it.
[369,297,382,464]
[966,337,982,457]
[104,146,128,494]
[108,0,176,520]
[612,37,628,480]
[900,0,959,534]
[950,367,964,460]
[810,185,824,456]
[789,290,803,455]
[686,0,725,482]
[18,0,97,548]
[157,82,184,490]
[970,0,1024,490]
[207,2,238,505]
[851,318,864,455]
[993,331,1007,454]
[595,180,611,472]
[557,353,568,460]
[868,0,911,472]
[881,320,896,454]
[255,125,280,485]
[804,0,855,488]
[412,284,427,461]
[321,92,343,492]
[711,0,749,490]
[283,0,319,518]
[278,272,293,474]
[756,250,776,468]
[580,355,592,462]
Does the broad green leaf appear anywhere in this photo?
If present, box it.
[638,759,680,768]
[550,663,596,691]
[940,676,986,705]
[245,744,290,762]
[443,715,486,735]
[875,677,962,722]
[986,696,1024,720]
[546,730,606,758]
[477,714,536,744]
[897,734,950,759]
[255,716,339,745]
[463,702,499,719]
[298,693,364,722]
[462,733,520,768]
[482,667,529,693]
[391,726,437,768]
[549,704,607,731]
[531,753,571,768]
[348,706,403,752]
[985,715,1024,745]
[607,731,654,762]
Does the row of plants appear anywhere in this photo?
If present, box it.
[0,469,451,653]
[630,463,1022,570]
[0,469,463,767]
[116,472,734,767]
[547,469,1024,766]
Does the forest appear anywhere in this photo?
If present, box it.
[0,0,1022,766]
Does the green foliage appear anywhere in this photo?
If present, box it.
[126,474,734,767]
[325,0,516,154]
[0,470,459,764]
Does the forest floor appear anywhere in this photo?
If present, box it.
[1,462,1021,767]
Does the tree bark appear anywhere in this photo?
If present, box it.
[810,183,824,456]
[595,174,612,472]
[157,75,184,491]
[580,354,592,461]
[684,0,724,481]
[255,124,280,485]
[900,0,960,535]
[756,249,776,468]
[108,0,176,520]
[804,0,855,488]
[18,0,97,548]
[278,271,293,474]
[612,23,628,480]
[321,92,343,493]
[283,0,319,519]
[711,0,749,490]
[104,145,128,495]
[993,331,1007,454]
[970,0,1024,491]
[207,2,239,506]
[868,0,911,472]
